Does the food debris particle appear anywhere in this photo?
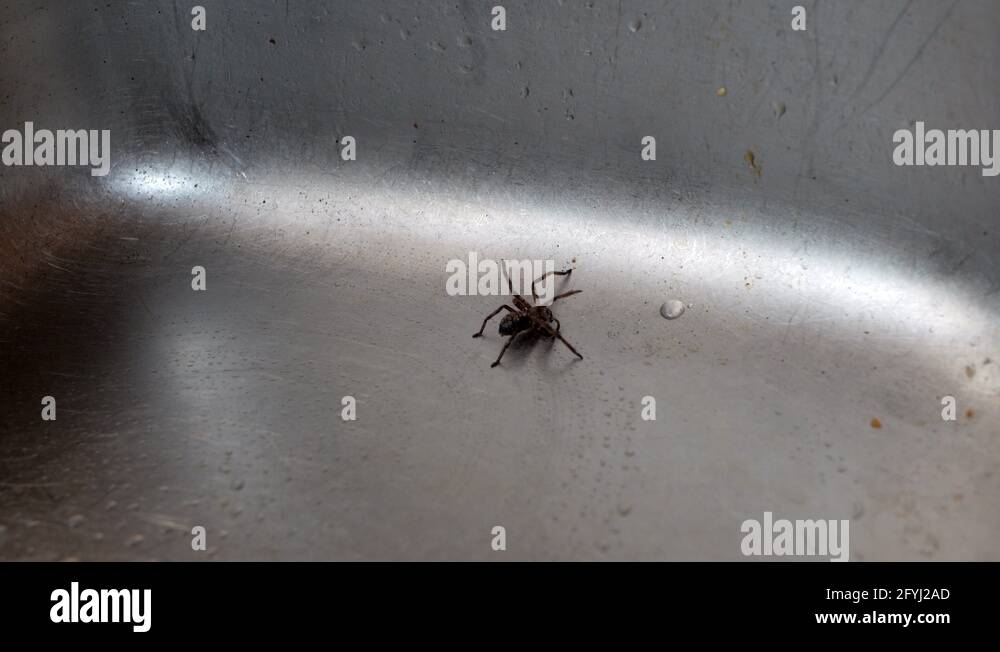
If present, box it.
[870,417,882,429]
[965,408,975,419]
[716,86,727,97]
[744,150,762,177]
[965,365,975,379]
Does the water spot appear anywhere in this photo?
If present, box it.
[125,534,145,548]
[230,478,245,491]
[67,514,85,529]
[457,34,472,47]
[628,18,641,32]
[660,299,686,320]
[965,365,975,379]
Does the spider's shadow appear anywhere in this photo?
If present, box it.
[495,329,577,373]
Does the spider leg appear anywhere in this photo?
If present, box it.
[490,334,518,368]
[500,259,528,302]
[529,316,584,360]
[532,269,573,302]
[552,331,583,360]
[551,289,582,302]
[473,304,518,338]
[501,259,513,295]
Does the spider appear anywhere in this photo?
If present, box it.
[472,261,584,368]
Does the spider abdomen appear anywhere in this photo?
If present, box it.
[499,313,532,336]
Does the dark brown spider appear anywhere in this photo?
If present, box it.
[472,261,584,368]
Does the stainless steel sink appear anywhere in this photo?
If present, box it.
[0,0,997,560]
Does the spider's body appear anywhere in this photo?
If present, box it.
[472,263,583,368]
[498,304,551,336]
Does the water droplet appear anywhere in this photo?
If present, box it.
[660,300,686,320]
[628,18,641,32]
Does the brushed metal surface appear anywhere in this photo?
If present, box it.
[0,0,997,560]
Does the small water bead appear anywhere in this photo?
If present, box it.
[659,300,686,320]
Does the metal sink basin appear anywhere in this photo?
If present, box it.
[0,0,997,560]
